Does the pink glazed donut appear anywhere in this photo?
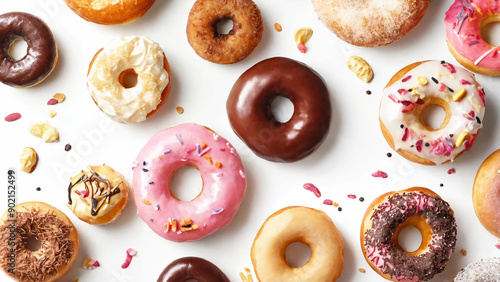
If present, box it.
[445,0,500,76]
[133,123,247,242]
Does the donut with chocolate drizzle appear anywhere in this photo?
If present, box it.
[0,12,57,87]
[157,257,229,282]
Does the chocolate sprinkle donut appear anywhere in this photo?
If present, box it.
[364,191,457,281]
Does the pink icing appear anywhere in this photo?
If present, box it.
[132,123,247,242]
[445,0,500,70]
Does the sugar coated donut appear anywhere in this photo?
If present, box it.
[445,0,500,76]
[157,257,229,282]
[63,0,155,25]
[67,164,130,225]
[186,0,263,64]
[251,206,343,282]
[0,12,57,88]
[133,123,247,242]
[227,57,331,162]
[361,187,457,281]
[454,257,500,281]
[88,36,171,123]
[0,202,79,282]
[473,149,500,238]
[380,60,485,165]
[311,0,430,47]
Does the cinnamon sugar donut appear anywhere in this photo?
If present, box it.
[311,0,430,47]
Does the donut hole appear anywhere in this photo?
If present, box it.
[270,96,294,123]
[481,16,500,46]
[419,98,451,131]
[8,38,28,61]
[214,17,234,37]
[169,165,203,201]
[396,226,422,253]
[393,215,432,256]
[119,69,138,89]
[285,242,311,268]
[26,235,42,252]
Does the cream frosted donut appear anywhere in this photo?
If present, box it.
[251,206,343,281]
[311,0,430,47]
[454,257,500,281]
[445,0,500,76]
[87,36,171,124]
[380,60,485,165]
[133,123,247,242]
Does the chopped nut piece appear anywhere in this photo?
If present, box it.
[347,56,373,83]
[20,147,38,173]
[294,27,313,45]
[53,93,66,103]
[48,110,57,118]
[28,121,59,142]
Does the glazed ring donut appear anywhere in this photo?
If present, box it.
[63,0,155,25]
[157,257,229,282]
[311,0,430,47]
[227,57,331,162]
[251,206,343,281]
[445,0,500,76]
[454,257,500,281]
[473,149,500,238]
[87,36,171,123]
[67,164,130,225]
[361,187,457,281]
[0,202,79,282]
[186,0,264,64]
[380,60,485,165]
[133,123,247,242]
[0,12,57,88]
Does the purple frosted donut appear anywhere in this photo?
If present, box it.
[361,188,457,281]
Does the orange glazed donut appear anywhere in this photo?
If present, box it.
[251,206,343,281]
[186,0,264,64]
[63,0,155,25]
[311,0,430,47]
[473,149,500,238]
[0,202,79,282]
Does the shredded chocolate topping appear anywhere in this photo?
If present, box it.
[0,207,75,281]
[364,191,457,281]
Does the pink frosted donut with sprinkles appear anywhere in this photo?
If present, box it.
[132,123,247,242]
[445,0,500,76]
[380,60,485,165]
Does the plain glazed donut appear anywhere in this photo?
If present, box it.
[63,0,155,25]
[186,0,264,64]
[157,257,229,282]
[67,164,130,225]
[311,0,430,47]
[0,202,79,282]
[445,0,500,76]
[380,60,485,165]
[473,149,500,238]
[361,187,457,281]
[227,57,331,162]
[87,36,171,123]
[0,12,57,88]
[251,206,343,282]
[454,257,500,281]
[133,123,247,242]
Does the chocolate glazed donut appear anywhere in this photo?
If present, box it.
[157,257,229,282]
[0,12,57,87]
[227,57,331,162]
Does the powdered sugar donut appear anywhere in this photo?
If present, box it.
[454,257,500,281]
[133,123,247,242]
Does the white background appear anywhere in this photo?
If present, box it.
[1,0,499,281]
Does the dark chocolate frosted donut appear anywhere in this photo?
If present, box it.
[361,187,457,281]
[157,257,229,282]
[0,12,57,88]
[226,57,331,162]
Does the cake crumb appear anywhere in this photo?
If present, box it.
[176,106,184,114]
[358,268,366,273]
[274,23,282,32]
[460,249,467,256]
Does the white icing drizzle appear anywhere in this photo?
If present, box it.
[474,47,499,65]
[88,36,169,123]
[380,61,485,165]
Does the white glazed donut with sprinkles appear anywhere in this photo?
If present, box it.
[132,123,247,242]
[379,60,485,165]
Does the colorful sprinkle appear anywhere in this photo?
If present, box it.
[75,190,89,198]
[442,62,457,73]
[47,98,58,105]
[121,248,137,269]
[402,127,409,141]
[148,181,154,184]
[372,170,388,178]
[402,75,412,82]
[204,154,213,165]
[82,257,100,270]
[196,143,201,155]
[468,40,479,46]
[214,162,222,169]
[476,116,481,124]
[211,208,224,217]
[163,149,171,154]
[149,218,153,222]
[176,134,183,145]
[460,79,472,85]
[216,173,223,177]
[495,243,500,250]
[4,113,21,122]
[303,183,321,197]
[347,194,356,199]
[416,140,423,153]
[143,161,146,166]
[431,77,439,84]
[452,88,467,102]
[213,134,219,141]
[239,170,246,179]
[142,168,148,172]
[155,204,160,211]
[199,147,211,156]
[447,168,456,175]
[142,199,151,205]
[455,131,469,147]
[297,43,307,53]
[323,199,333,205]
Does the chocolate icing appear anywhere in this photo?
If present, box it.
[226,57,331,162]
[0,12,57,87]
[157,257,230,282]
[364,191,457,281]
